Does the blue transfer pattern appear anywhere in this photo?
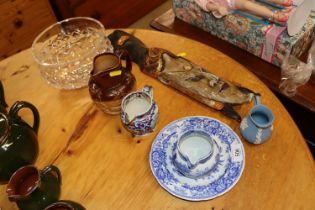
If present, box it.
[149,116,245,201]
[121,92,159,136]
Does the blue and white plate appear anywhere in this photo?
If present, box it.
[149,116,245,201]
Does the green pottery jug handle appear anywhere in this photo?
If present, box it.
[41,165,62,184]
[8,101,40,133]
[0,81,8,109]
[116,49,132,72]
[0,112,10,145]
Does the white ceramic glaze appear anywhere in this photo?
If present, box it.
[120,86,159,136]
[178,132,213,166]
[124,97,151,121]
[149,116,245,201]
[174,130,216,178]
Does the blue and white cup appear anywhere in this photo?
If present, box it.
[240,95,274,144]
[173,130,215,178]
[120,85,159,136]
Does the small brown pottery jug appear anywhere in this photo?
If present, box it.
[7,165,62,210]
[0,81,40,183]
[44,200,85,210]
[88,50,136,115]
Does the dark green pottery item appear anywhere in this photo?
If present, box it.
[0,81,8,113]
[44,200,86,210]
[0,101,40,183]
[6,165,62,210]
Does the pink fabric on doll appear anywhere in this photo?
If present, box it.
[195,0,236,18]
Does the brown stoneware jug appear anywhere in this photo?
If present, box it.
[88,50,136,115]
[7,165,62,210]
[0,81,40,183]
[44,200,85,210]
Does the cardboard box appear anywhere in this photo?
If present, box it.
[173,0,315,67]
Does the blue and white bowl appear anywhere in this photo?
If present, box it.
[173,130,216,178]
[150,116,245,201]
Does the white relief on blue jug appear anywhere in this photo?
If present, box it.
[240,118,248,131]
[254,129,263,144]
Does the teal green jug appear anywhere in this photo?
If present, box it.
[7,165,61,210]
[0,81,40,183]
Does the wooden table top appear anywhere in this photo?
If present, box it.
[150,9,315,113]
[0,29,314,210]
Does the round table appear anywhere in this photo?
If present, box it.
[0,29,314,209]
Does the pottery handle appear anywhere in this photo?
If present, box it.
[41,165,62,184]
[254,94,261,106]
[0,113,9,145]
[116,49,132,72]
[0,81,8,109]
[9,101,40,134]
[142,85,153,98]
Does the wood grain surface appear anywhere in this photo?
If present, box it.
[0,0,56,60]
[0,29,314,210]
[50,0,167,28]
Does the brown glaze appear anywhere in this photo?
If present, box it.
[6,165,61,210]
[17,173,39,195]
[44,200,85,210]
[7,166,40,198]
[89,51,136,102]
[48,205,71,210]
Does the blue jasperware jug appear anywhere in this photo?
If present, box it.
[240,95,274,144]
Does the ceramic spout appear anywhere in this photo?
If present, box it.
[6,165,61,210]
[90,53,122,89]
[6,165,40,201]
[88,52,136,115]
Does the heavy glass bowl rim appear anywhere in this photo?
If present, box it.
[31,17,107,67]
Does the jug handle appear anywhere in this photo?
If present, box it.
[0,81,8,109]
[0,113,9,145]
[116,49,132,72]
[41,165,62,184]
[8,101,40,134]
[254,94,261,106]
[142,85,153,98]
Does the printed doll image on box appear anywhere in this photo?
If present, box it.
[195,0,292,25]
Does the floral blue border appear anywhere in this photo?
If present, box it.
[149,116,245,201]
